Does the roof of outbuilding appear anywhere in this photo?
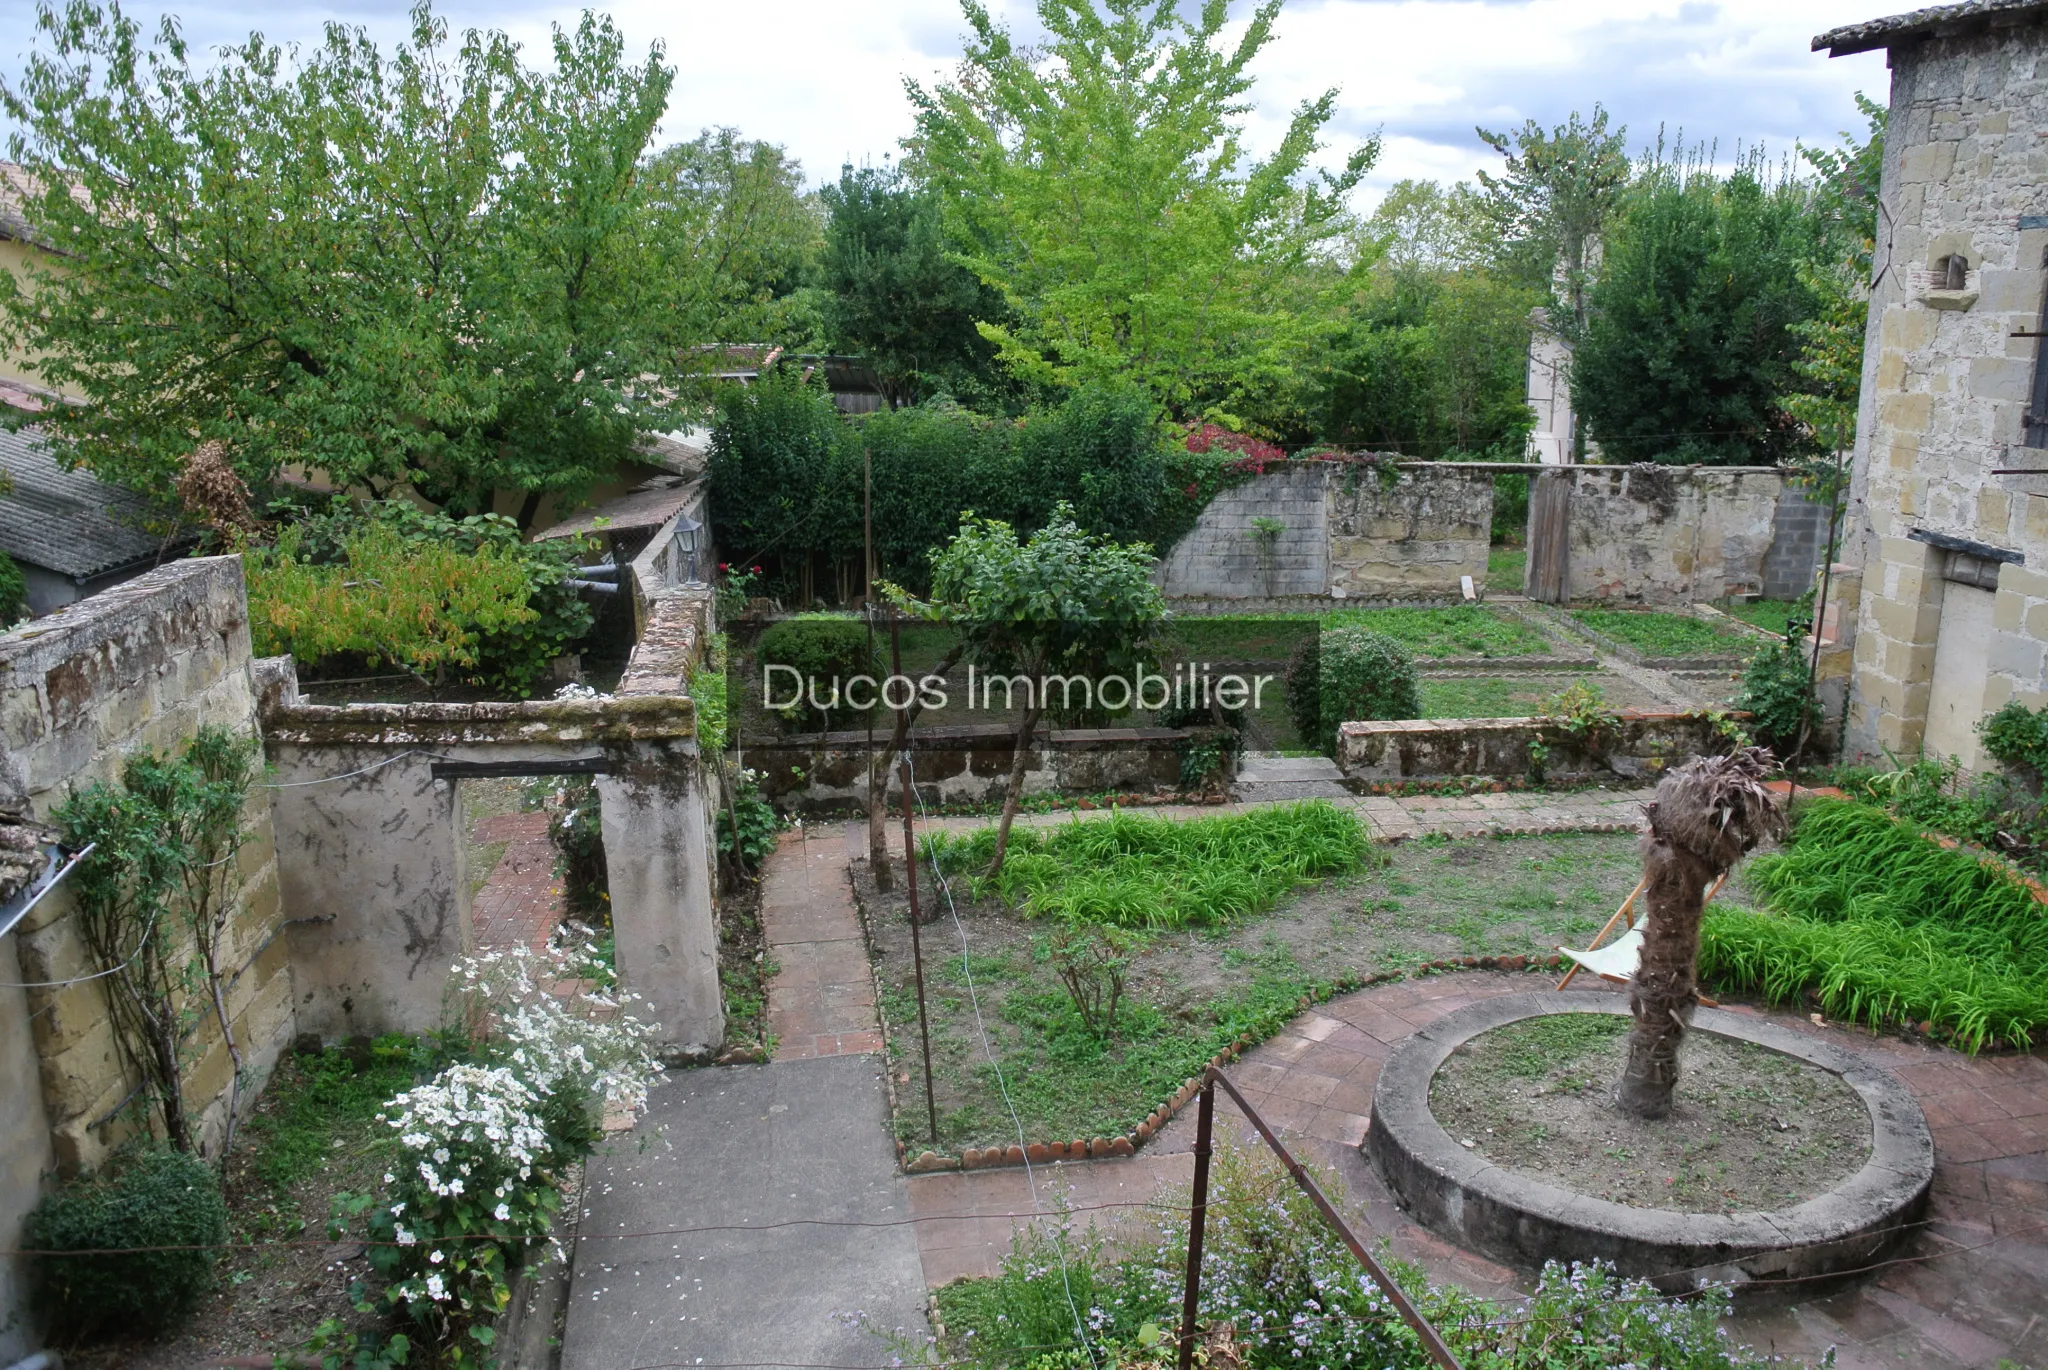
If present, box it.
[0,426,183,580]
[1814,0,2048,53]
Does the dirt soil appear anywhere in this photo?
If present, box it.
[1430,1014,1871,1213]
[856,828,1648,1151]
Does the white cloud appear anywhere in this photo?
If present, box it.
[0,0,1891,207]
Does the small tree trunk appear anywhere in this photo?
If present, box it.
[1614,835,1714,1119]
[867,645,963,891]
[986,703,1045,881]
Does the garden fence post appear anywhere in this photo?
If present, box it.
[894,612,940,1146]
[1178,1071,1215,1370]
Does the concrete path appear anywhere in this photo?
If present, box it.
[1234,751,1350,802]
[561,1055,927,1370]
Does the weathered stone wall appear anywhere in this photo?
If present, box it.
[1337,710,1735,784]
[747,725,1213,812]
[1557,466,1790,604]
[1839,22,2048,761]
[1155,467,1328,598]
[1327,468,1492,599]
[0,977,55,1361]
[0,557,296,1171]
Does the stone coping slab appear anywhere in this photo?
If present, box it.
[1366,992,1934,1296]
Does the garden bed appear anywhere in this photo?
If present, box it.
[855,820,1646,1154]
[1557,608,1756,669]
[1430,1013,1870,1212]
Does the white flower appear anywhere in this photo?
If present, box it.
[494,1203,511,1222]
[395,1226,417,1246]
[425,1273,448,1301]
[433,1147,451,1165]
[383,1173,396,1184]
[429,1249,445,1264]
[447,1178,464,1195]
[389,1202,405,1217]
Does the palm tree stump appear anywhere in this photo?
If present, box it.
[1615,747,1783,1120]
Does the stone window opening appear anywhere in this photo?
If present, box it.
[1938,253,1968,291]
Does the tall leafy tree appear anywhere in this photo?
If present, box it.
[0,2,690,520]
[907,0,1376,428]
[1574,159,1821,466]
[1475,106,1631,332]
[818,163,1017,410]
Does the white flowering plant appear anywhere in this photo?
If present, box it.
[332,947,662,1364]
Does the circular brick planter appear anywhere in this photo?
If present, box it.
[1366,993,1934,1296]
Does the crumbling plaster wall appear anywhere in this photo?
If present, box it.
[1560,466,1791,604]
[0,558,296,1171]
[261,589,724,1057]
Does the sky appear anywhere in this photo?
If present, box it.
[0,0,1892,209]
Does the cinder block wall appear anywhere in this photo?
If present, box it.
[1840,26,2048,760]
[1155,466,1329,597]
[0,558,295,1176]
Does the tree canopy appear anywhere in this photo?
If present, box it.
[907,0,1376,429]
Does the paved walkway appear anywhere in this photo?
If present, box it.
[471,811,567,952]
[763,825,883,1059]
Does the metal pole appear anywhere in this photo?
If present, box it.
[1177,1077,1215,1370]
[893,612,940,1147]
[1207,1069,1464,1370]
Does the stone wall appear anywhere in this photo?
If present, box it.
[746,724,1214,812]
[1557,465,1793,604]
[1337,710,1736,784]
[1155,466,1328,598]
[0,558,294,1349]
[1836,21,2048,762]
[0,558,295,1175]
[1155,463,1491,602]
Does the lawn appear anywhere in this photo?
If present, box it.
[1484,542,1526,591]
[1719,599,1800,637]
[1418,672,1664,719]
[1172,605,1555,662]
[861,821,1642,1151]
[1569,608,1750,658]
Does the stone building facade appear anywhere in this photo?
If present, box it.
[1818,0,2048,768]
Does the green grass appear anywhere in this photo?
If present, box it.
[1419,676,1549,719]
[1486,543,1527,588]
[1703,801,2048,1050]
[1719,599,1799,636]
[1170,606,1553,662]
[238,1039,423,1199]
[928,800,1371,928]
[1569,608,1747,658]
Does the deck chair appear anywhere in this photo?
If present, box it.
[1556,873,1728,991]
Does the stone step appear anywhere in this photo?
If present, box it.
[1236,752,1346,783]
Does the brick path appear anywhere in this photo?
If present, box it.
[471,811,566,952]
[761,824,882,1059]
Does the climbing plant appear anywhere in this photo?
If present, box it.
[54,726,259,1155]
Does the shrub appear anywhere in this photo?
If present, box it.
[756,617,883,732]
[1981,700,2048,779]
[1315,626,1421,755]
[0,548,26,626]
[1283,630,1321,749]
[1735,635,1819,759]
[536,776,607,917]
[1048,924,1135,1035]
[26,1146,229,1340]
[245,502,594,695]
[718,767,784,875]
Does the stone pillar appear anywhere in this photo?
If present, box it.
[600,741,723,1058]
[1846,536,1944,759]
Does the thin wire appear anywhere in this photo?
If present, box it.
[0,904,164,990]
[259,749,446,789]
[905,751,1099,1368]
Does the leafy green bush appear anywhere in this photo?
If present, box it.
[0,548,26,627]
[717,767,784,874]
[928,800,1369,929]
[537,777,608,916]
[1833,757,2047,877]
[246,501,594,695]
[1314,626,1422,754]
[27,1146,229,1340]
[1735,635,1819,758]
[756,617,882,732]
[1981,700,2048,778]
[1703,800,2048,1050]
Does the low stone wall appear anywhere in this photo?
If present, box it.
[1337,710,1735,784]
[746,724,1217,812]
[0,558,295,1176]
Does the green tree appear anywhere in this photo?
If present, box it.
[0,2,694,521]
[646,127,828,352]
[1574,161,1820,466]
[1475,106,1631,330]
[907,0,1375,427]
[819,163,1018,409]
[891,507,1166,877]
